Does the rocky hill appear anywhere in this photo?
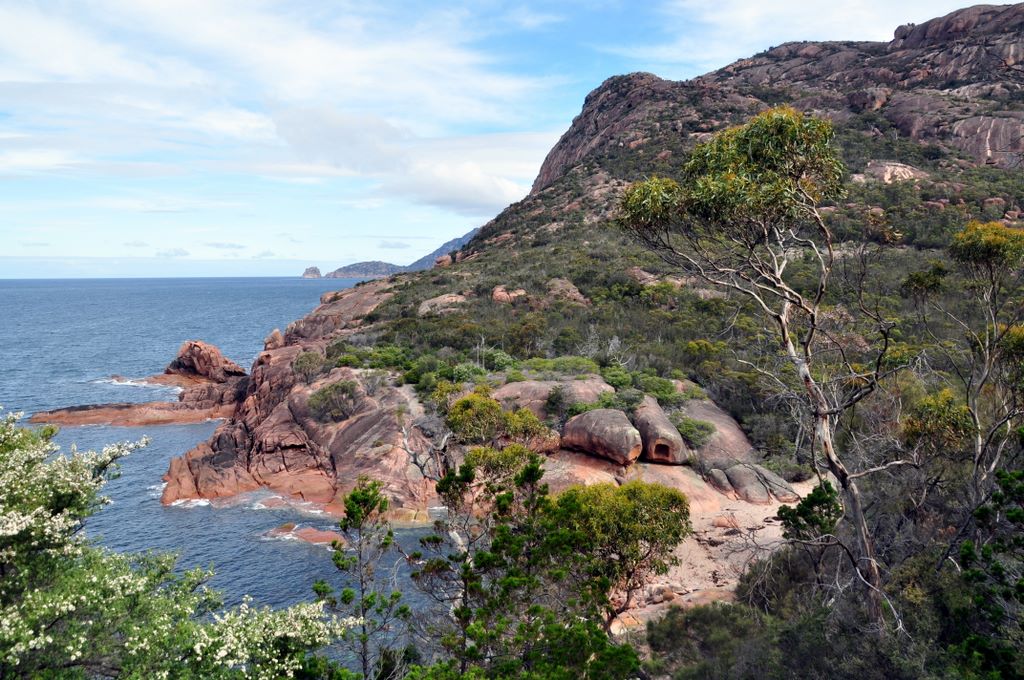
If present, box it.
[532,3,1023,196]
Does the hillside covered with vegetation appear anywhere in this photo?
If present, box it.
[5,4,1024,678]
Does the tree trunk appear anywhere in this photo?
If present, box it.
[783,313,885,629]
[800,360,885,627]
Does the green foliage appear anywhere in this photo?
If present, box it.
[293,350,326,385]
[552,480,691,622]
[901,261,948,301]
[599,364,632,390]
[566,388,645,418]
[314,478,410,680]
[428,380,463,415]
[636,373,684,406]
[902,388,973,453]
[409,448,648,679]
[521,356,600,376]
[777,482,843,541]
[308,380,361,421]
[670,414,716,449]
[446,393,507,444]
[645,603,780,679]
[955,469,1024,676]
[503,408,546,442]
[0,410,343,678]
[481,349,515,371]
[622,106,845,244]
[452,362,486,383]
[949,220,1024,274]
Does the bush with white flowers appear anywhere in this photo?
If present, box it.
[0,410,354,678]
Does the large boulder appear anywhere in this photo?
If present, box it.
[417,293,467,316]
[544,278,590,306]
[634,396,689,464]
[682,399,757,467]
[492,378,613,419]
[491,285,527,304]
[561,409,642,465]
[165,340,246,383]
[721,463,799,504]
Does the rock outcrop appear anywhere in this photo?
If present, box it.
[302,267,322,279]
[164,340,247,384]
[634,396,689,464]
[32,340,248,427]
[561,409,642,465]
[718,463,800,504]
[491,285,527,304]
[492,378,614,419]
[285,280,393,342]
[544,278,590,306]
[418,293,467,316]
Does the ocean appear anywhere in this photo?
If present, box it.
[0,277,391,609]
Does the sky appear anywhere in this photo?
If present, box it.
[0,0,972,278]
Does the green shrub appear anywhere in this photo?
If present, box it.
[601,364,633,390]
[671,415,716,448]
[522,355,600,376]
[333,353,362,368]
[428,380,463,415]
[292,350,325,384]
[637,374,684,406]
[504,408,546,442]
[452,362,486,383]
[366,344,410,370]
[308,380,360,421]
[504,369,526,383]
[446,393,506,444]
[482,348,515,371]
[567,388,645,417]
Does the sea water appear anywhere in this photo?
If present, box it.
[0,277,389,608]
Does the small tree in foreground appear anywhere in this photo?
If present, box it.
[314,478,411,680]
[405,443,689,677]
[620,106,905,627]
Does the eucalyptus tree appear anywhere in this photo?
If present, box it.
[619,107,906,627]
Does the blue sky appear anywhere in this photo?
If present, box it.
[0,0,969,278]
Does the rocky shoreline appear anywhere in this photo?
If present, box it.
[31,340,249,427]
[30,278,809,625]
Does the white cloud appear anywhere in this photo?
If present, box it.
[0,4,206,85]
[155,247,189,257]
[0,149,81,174]
[504,7,565,30]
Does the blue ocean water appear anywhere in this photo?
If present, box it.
[0,277,387,608]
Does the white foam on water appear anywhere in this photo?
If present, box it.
[170,498,210,508]
[90,377,183,394]
[146,482,167,499]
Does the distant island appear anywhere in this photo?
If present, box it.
[303,228,479,278]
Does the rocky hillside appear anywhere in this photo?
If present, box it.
[39,2,1022,625]
[160,0,1020,542]
[533,3,1023,196]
